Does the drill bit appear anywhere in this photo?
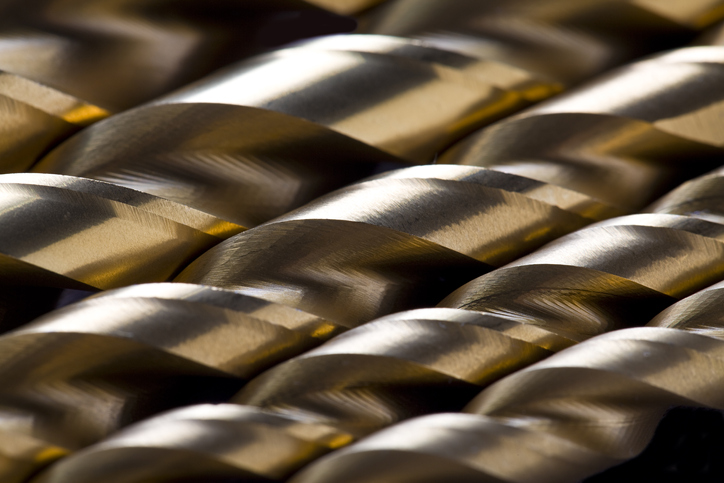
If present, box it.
[15,43,724,482]
[0,0,353,173]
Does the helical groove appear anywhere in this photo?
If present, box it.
[32,0,723,227]
[287,277,724,482]
[2,1,724,482]
[6,3,717,328]
[11,40,724,482]
[0,0,353,173]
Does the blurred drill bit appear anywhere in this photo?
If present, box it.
[359,0,724,84]
[0,0,354,173]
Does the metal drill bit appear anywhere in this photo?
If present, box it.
[0,173,243,289]
[34,35,558,227]
[30,162,724,483]
[285,279,724,483]
[0,0,353,173]
[360,0,724,83]
[175,46,724,321]
[18,44,724,482]
[4,2,724,482]
[9,0,711,345]
[33,0,724,227]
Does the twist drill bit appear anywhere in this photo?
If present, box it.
[30,163,724,483]
[0,164,602,481]
[9,1,708,349]
[0,283,338,482]
[0,73,109,173]
[0,0,352,111]
[174,45,724,320]
[0,174,243,289]
[0,0,352,173]
[285,278,724,483]
[33,0,724,227]
[1,2,724,480]
[271,174,724,483]
[17,45,724,481]
[0,173,244,331]
[34,35,559,227]
[360,0,724,84]
[442,45,724,210]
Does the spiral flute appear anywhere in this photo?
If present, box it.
[34,36,553,227]
[10,43,724,482]
[277,163,724,482]
[0,0,352,173]
[32,0,722,227]
[6,2,714,327]
[3,2,724,482]
[7,0,717,327]
[0,1,348,323]
[360,0,723,84]
[286,278,724,482]
[29,165,724,483]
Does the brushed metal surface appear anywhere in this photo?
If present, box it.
[4,2,724,483]
[0,173,243,290]
[0,0,353,173]
[35,35,558,226]
[26,44,724,482]
[360,0,724,83]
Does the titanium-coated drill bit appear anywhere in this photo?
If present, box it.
[12,0,707,330]
[35,35,556,227]
[9,0,716,353]
[11,44,724,482]
[29,150,724,483]
[285,277,724,482]
[4,0,724,483]
[360,0,724,84]
[32,0,724,227]
[175,45,724,323]
[0,0,352,173]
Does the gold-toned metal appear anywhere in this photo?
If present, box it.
[0,283,335,483]
[32,168,724,483]
[35,35,559,226]
[288,325,724,483]
[5,3,724,483]
[360,0,724,83]
[286,278,724,483]
[0,72,109,173]
[25,44,724,482]
[0,1,353,174]
[0,0,352,111]
[173,165,608,326]
[306,0,387,15]
[442,46,724,210]
[281,185,724,483]
[174,46,724,322]
[0,173,243,291]
[34,0,722,229]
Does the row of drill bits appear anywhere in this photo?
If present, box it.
[2,0,724,481]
